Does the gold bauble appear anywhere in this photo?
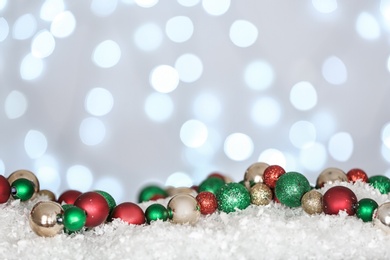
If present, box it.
[374,202,390,234]
[301,190,323,215]
[7,169,40,198]
[167,194,200,225]
[244,162,269,189]
[250,183,273,206]
[316,167,347,188]
[38,189,56,201]
[29,201,63,237]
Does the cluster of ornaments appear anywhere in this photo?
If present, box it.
[1,163,390,237]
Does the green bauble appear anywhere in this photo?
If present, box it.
[11,178,35,201]
[275,172,311,208]
[198,177,225,194]
[63,206,87,232]
[95,190,116,215]
[145,204,170,224]
[215,183,251,213]
[368,175,390,194]
[138,185,168,203]
[356,198,378,222]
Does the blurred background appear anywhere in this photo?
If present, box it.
[1,0,390,203]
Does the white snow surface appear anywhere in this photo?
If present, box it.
[1,181,390,260]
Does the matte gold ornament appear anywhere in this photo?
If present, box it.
[301,190,323,215]
[374,202,390,234]
[250,183,273,206]
[244,162,269,189]
[7,169,40,198]
[38,189,56,201]
[316,167,347,188]
[29,201,64,237]
[167,194,200,225]
[166,187,198,197]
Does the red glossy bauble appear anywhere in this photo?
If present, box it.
[0,175,11,203]
[346,168,368,183]
[196,191,218,215]
[263,165,286,189]
[58,190,82,205]
[111,202,145,225]
[323,186,357,215]
[74,192,109,228]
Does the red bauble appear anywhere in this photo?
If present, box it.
[111,202,145,225]
[74,192,110,228]
[58,190,82,205]
[0,175,11,203]
[150,194,166,201]
[346,168,368,183]
[322,186,357,215]
[263,165,286,188]
[207,172,225,181]
[196,191,218,215]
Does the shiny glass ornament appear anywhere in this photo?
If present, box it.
[356,198,378,222]
[10,178,35,201]
[346,168,368,183]
[316,167,347,188]
[95,190,116,216]
[368,175,390,194]
[250,183,273,206]
[63,205,87,232]
[58,189,82,205]
[198,177,225,194]
[7,170,39,198]
[374,202,390,233]
[301,190,323,215]
[263,165,286,189]
[0,175,10,203]
[275,172,311,208]
[29,201,64,237]
[166,187,198,197]
[243,162,269,189]
[196,191,218,215]
[322,186,357,215]
[145,203,170,224]
[138,185,168,203]
[38,189,56,201]
[167,194,200,225]
[111,202,145,225]
[74,192,110,228]
[216,183,251,213]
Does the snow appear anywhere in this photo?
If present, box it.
[1,181,390,259]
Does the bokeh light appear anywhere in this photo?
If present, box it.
[312,0,337,13]
[12,14,37,40]
[66,165,94,192]
[328,132,353,161]
[224,133,253,161]
[193,92,221,122]
[85,88,114,116]
[0,17,8,42]
[356,12,380,40]
[20,53,44,80]
[144,92,174,122]
[244,60,274,91]
[134,23,163,51]
[290,81,317,111]
[202,0,230,16]
[165,172,193,187]
[289,121,316,149]
[31,30,56,58]
[180,119,208,148]
[229,20,258,48]
[5,91,28,119]
[79,117,106,145]
[90,0,118,17]
[178,0,199,7]
[134,0,158,8]
[165,16,194,43]
[258,149,286,168]
[24,130,48,159]
[150,65,180,93]
[322,56,347,85]
[381,122,390,148]
[92,40,121,68]
[251,97,282,127]
[40,0,65,22]
[299,142,327,171]
[94,176,124,203]
[175,53,203,83]
[50,11,76,38]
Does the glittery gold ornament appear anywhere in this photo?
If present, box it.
[301,190,323,215]
[38,189,56,201]
[250,183,273,206]
[167,194,200,225]
[244,162,269,189]
[316,167,347,188]
[29,201,64,237]
[7,169,40,198]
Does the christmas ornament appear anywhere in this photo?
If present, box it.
[301,190,323,215]
[111,202,145,225]
[58,190,82,204]
[316,167,347,188]
[95,190,117,216]
[368,175,390,194]
[29,201,63,237]
[356,198,378,222]
[198,177,225,194]
[74,192,110,228]
[346,168,368,183]
[250,183,273,206]
[275,172,311,208]
[207,172,226,181]
[7,170,40,197]
[10,178,35,201]
[167,194,200,224]
[145,203,170,224]
[215,182,251,213]
[263,165,286,189]
[0,175,10,203]
[196,191,218,215]
[166,187,198,197]
[38,189,56,201]
[243,162,269,189]
[322,186,357,215]
[62,205,87,232]
[138,185,168,202]
[374,202,390,233]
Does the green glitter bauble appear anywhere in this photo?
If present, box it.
[63,205,87,232]
[95,190,116,216]
[138,185,168,203]
[356,198,378,222]
[274,172,311,208]
[215,183,251,213]
[198,177,225,194]
[145,204,170,224]
[11,178,35,201]
[368,175,390,194]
